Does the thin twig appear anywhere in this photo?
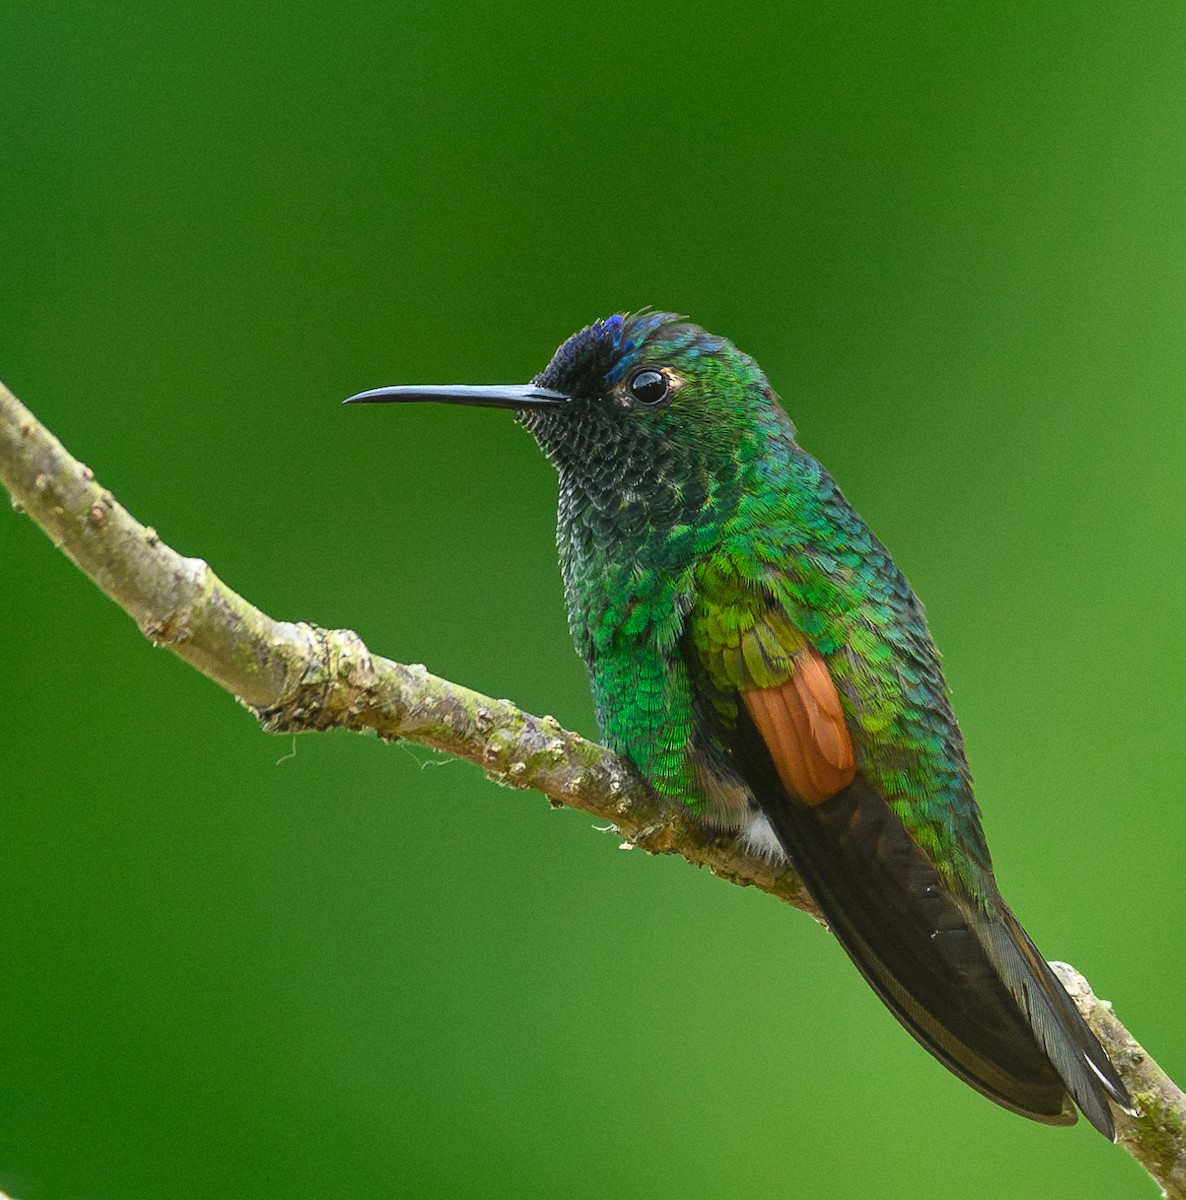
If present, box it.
[2,378,1182,1197]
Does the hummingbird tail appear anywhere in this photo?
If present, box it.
[978,903,1133,1138]
[749,773,1130,1137]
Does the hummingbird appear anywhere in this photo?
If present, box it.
[346,311,1131,1138]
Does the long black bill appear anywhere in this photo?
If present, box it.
[343,384,570,410]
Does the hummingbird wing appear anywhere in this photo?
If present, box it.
[688,579,1128,1136]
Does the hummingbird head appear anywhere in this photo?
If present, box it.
[526,310,791,458]
[345,312,797,538]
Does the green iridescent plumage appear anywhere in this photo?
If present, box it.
[348,310,1131,1139]
[529,313,985,881]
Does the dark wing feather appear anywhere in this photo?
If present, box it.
[731,704,1129,1135]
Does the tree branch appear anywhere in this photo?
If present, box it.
[2,378,1182,1197]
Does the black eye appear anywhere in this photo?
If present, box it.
[629,368,669,406]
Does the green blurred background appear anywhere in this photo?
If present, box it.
[2,3,1184,1197]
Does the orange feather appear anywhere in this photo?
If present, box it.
[742,646,855,806]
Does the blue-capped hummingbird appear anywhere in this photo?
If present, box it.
[346,311,1131,1137]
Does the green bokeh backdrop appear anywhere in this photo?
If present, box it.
[3,4,1184,1198]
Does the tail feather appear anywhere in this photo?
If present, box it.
[979,907,1132,1138]
[741,754,1130,1135]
